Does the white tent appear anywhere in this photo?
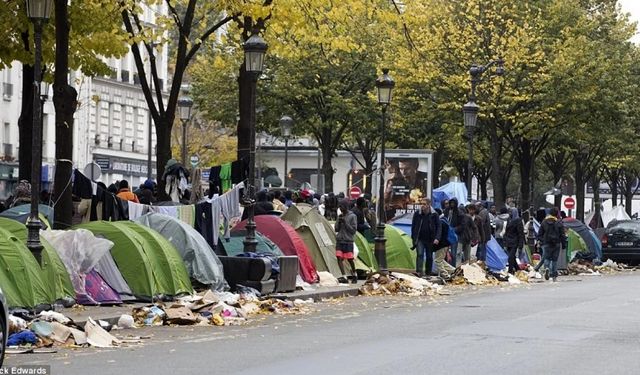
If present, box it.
[601,205,631,227]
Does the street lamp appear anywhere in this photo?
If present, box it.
[243,33,268,253]
[26,0,53,264]
[177,96,193,166]
[375,68,395,275]
[280,115,293,189]
[463,58,504,201]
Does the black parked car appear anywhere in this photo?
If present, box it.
[602,220,640,264]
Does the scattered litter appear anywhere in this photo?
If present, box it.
[8,315,28,334]
[39,310,71,325]
[359,272,443,296]
[317,271,340,287]
[117,314,135,329]
[459,264,488,285]
[84,318,120,348]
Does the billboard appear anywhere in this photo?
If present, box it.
[377,150,434,220]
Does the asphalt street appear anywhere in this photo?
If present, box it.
[7,272,640,374]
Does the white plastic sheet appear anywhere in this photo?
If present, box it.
[41,229,114,302]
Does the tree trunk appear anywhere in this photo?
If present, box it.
[610,172,619,207]
[519,140,532,210]
[155,118,173,200]
[624,178,634,217]
[575,159,586,222]
[237,65,251,162]
[321,145,333,193]
[479,176,489,200]
[432,148,444,189]
[489,129,505,208]
[52,0,77,229]
[18,59,34,180]
[592,176,601,228]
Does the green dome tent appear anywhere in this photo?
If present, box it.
[383,225,416,272]
[0,218,74,306]
[354,231,378,273]
[281,204,343,278]
[76,221,192,300]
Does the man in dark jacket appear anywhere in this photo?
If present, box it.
[537,207,566,282]
[444,198,464,266]
[475,201,492,262]
[411,198,441,277]
[504,207,525,274]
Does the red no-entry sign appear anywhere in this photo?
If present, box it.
[349,186,362,199]
[564,197,576,210]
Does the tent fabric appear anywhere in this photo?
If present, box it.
[0,218,74,305]
[354,232,378,273]
[76,270,122,305]
[486,236,508,272]
[389,213,412,236]
[281,204,343,278]
[0,204,54,228]
[233,216,318,283]
[75,221,193,299]
[562,218,602,260]
[602,206,631,227]
[433,182,468,207]
[218,230,284,257]
[40,229,117,305]
[135,213,227,291]
[0,229,51,308]
[93,251,135,301]
[383,225,416,272]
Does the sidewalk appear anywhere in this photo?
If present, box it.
[63,283,363,325]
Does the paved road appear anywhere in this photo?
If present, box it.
[8,273,640,374]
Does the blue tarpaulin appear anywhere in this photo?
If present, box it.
[433,182,468,209]
[486,236,508,272]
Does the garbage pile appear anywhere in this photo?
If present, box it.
[359,272,444,296]
[567,259,626,276]
[132,288,314,327]
[7,309,141,353]
[449,263,532,286]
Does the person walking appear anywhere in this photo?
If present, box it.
[444,198,464,266]
[537,207,566,282]
[504,208,525,274]
[494,207,510,248]
[335,199,358,283]
[475,202,492,263]
[411,198,441,277]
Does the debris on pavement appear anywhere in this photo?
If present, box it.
[359,272,444,296]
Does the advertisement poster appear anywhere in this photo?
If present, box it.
[378,150,433,220]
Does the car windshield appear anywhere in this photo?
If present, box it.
[609,221,640,234]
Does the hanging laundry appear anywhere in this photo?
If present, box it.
[177,205,195,227]
[150,205,179,219]
[220,163,232,193]
[231,159,249,185]
[128,201,146,221]
[195,202,214,248]
[72,169,93,199]
[209,166,222,197]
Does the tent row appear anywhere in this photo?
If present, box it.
[0,213,227,309]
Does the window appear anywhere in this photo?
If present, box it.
[3,122,9,144]
[121,70,130,83]
[2,82,12,100]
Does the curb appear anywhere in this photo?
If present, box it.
[271,286,361,302]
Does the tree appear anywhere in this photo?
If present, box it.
[120,0,241,198]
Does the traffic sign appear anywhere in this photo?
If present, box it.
[564,197,576,210]
[190,154,200,168]
[349,186,362,199]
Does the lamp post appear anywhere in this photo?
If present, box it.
[462,58,504,201]
[177,96,193,166]
[375,68,395,275]
[26,0,53,264]
[243,33,268,253]
[280,115,293,189]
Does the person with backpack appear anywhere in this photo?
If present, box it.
[335,199,358,283]
[504,207,525,274]
[475,201,492,263]
[494,207,510,248]
[537,207,566,282]
[434,210,457,279]
[411,198,441,277]
[444,198,465,266]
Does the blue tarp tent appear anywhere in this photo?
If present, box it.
[486,236,508,272]
[389,213,412,236]
[433,182,468,209]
